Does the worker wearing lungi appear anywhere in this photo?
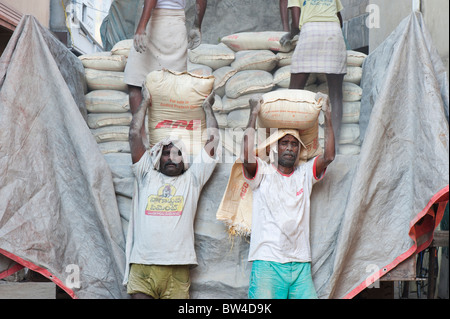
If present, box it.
[281,0,347,150]
[124,0,207,146]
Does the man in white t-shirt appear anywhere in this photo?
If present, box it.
[124,85,219,299]
[241,92,335,299]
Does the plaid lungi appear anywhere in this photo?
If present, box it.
[124,9,188,87]
[291,22,347,74]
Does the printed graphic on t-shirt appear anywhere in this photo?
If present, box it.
[145,184,184,216]
[305,0,333,6]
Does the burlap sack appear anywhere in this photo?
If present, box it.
[145,69,214,155]
[257,89,322,130]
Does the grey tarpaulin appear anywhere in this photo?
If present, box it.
[0,16,127,299]
[309,12,448,298]
[100,0,142,51]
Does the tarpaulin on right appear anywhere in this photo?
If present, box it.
[309,12,449,298]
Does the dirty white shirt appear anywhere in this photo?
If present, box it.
[155,0,186,10]
[244,156,324,263]
[127,148,217,269]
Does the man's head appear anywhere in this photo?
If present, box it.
[159,143,185,176]
[276,134,300,168]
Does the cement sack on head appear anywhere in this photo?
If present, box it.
[87,112,132,129]
[273,66,317,88]
[257,89,322,130]
[225,70,274,99]
[145,69,214,155]
[230,50,278,72]
[319,101,361,125]
[222,94,254,114]
[221,31,295,53]
[85,68,128,92]
[213,66,237,97]
[343,66,363,84]
[347,50,367,67]
[188,43,235,70]
[79,52,127,72]
[90,125,129,143]
[298,120,323,160]
[317,82,362,102]
[85,90,130,113]
[111,39,133,57]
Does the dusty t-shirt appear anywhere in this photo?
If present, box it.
[128,148,218,266]
[244,156,324,263]
[288,0,343,29]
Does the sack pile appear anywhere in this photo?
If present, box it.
[79,40,133,235]
[187,31,367,156]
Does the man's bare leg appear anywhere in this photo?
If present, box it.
[325,73,344,151]
[129,84,149,148]
[289,72,310,89]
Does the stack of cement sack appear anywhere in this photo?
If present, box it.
[187,31,367,156]
[79,40,133,236]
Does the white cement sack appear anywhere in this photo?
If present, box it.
[214,112,228,128]
[212,94,223,113]
[188,43,235,70]
[319,101,361,125]
[347,50,367,67]
[221,31,294,52]
[111,39,133,57]
[91,125,129,143]
[187,61,213,76]
[230,50,278,72]
[273,66,317,88]
[257,89,322,130]
[317,81,362,102]
[79,52,127,72]
[213,66,237,97]
[85,90,130,113]
[85,68,128,92]
[339,123,360,145]
[145,69,214,155]
[343,66,363,84]
[338,144,361,155]
[222,94,254,113]
[276,51,293,67]
[225,70,274,99]
[98,141,131,154]
[87,112,132,129]
[227,109,251,129]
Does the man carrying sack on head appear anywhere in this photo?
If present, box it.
[241,92,335,299]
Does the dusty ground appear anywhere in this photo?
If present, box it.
[0,281,56,299]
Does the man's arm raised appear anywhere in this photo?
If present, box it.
[129,85,150,164]
[314,92,335,177]
[241,95,263,179]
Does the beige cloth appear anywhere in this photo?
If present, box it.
[216,129,307,236]
[124,9,188,87]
